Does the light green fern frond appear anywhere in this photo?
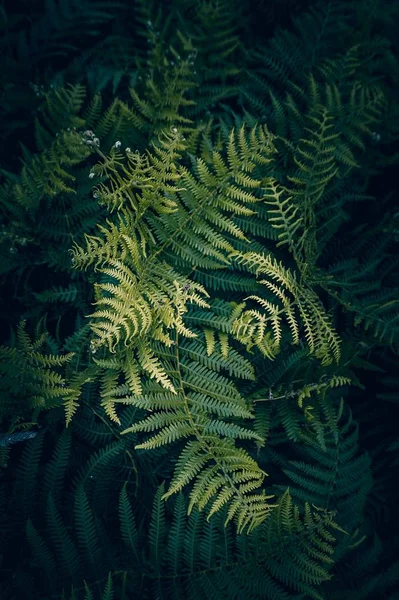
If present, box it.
[230,251,341,365]
[71,124,276,392]
[121,332,274,533]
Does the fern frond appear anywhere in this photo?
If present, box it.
[275,400,372,530]
[120,332,273,532]
[231,251,340,365]
[74,484,103,578]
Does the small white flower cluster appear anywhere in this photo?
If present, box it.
[90,340,98,355]
[82,130,100,147]
[30,82,46,98]
[112,142,136,155]
[187,51,197,66]
[169,126,187,142]
[0,226,30,252]
[371,131,381,142]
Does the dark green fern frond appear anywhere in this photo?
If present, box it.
[26,518,57,594]
[272,398,372,530]
[285,106,340,267]
[36,83,87,141]
[324,531,399,600]
[0,321,75,421]
[46,492,81,583]
[10,432,44,524]
[118,482,141,565]
[74,484,103,579]
[147,486,341,600]
[8,129,90,211]
[176,0,246,118]
[42,429,72,504]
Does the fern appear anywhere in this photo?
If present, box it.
[0,321,75,421]
[121,336,274,532]
[1,1,398,597]
[70,124,275,389]
[231,251,341,365]
[74,484,103,578]
[42,429,72,504]
[147,485,342,600]
[272,399,373,530]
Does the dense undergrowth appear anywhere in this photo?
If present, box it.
[0,0,399,598]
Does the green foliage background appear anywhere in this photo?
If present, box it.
[0,0,399,598]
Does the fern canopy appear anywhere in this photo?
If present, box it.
[1,0,399,598]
